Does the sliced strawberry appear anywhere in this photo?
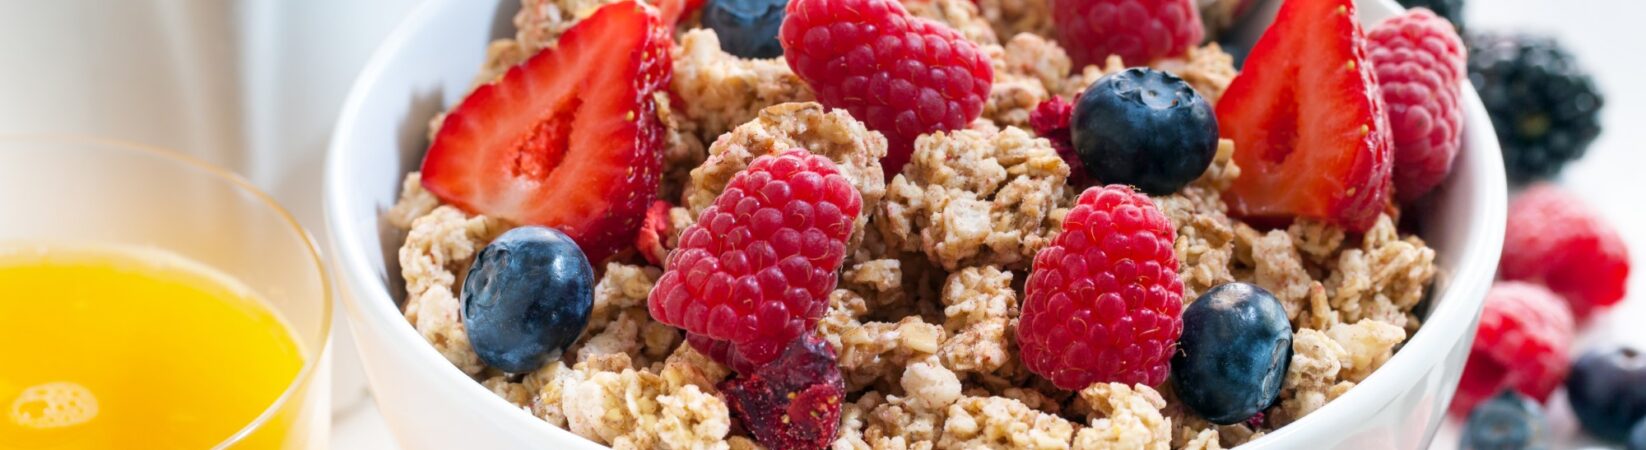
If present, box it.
[421,1,672,263]
[1216,0,1393,232]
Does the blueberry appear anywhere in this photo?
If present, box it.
[1071,67,1218,195]
[1567,346,1646,442]
[701,0,787,59]
[1630,418,1646,450]
[461,226,594,373]
[1461,390,1548,450]
[1171,282,1291,424]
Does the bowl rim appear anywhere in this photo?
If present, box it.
[323,0,586,444]
[1234,0,1506,446]
[324,0,1507,447]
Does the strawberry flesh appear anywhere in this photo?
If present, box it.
[420,1,672,263]
[1216,0,1392,232]
[636,200,674,266]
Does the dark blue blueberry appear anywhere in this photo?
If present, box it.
[1567,346,1646,442]
[1461,390,1547,450]
[1071,67,1219,195]
[1626,417,1639,448]
[1629,418,1646,450]
[1170,282,1291,425]
[461,226,594,373]
[701,0,787,59]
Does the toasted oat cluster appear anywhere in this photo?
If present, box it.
[386,0,1439,448]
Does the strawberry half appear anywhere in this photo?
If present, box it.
[420,1,672,263]
[1216,0,1393,232]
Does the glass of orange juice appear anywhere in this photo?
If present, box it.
[0,136,330,449]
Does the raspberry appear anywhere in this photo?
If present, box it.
[1052,0,1204,68]
[720,335,845,450]
[1499,184,1631,319]
[1451,281,1575,416]
[1018,185,1185,390]
[648,149,863,368]
[779,0,993,177]
[1367,8,1467,203]
[687,332,759,374]
[637,200,675,266]
[1029,95,1090,186]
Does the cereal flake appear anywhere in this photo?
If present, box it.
[1072,383,1172,450]
[397,204,504,375]
[877,127,1069,271]
[940,396,1076,449]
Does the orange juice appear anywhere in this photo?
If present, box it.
[0,247,304,449]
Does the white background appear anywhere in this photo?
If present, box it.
[1438,3,1646,449]
[0,0,1642,448]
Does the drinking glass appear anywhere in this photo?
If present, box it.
[0,136,331,449]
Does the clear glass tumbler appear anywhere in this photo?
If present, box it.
[0,136,331,449]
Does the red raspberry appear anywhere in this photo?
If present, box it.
[1451,281,1575,415]
[720,335,845,450]
[687,332,760,374]
[779,0,993,178]
[1052,0,1204,68]
[648,149,863,368]
[1018,185,1185,390]
[1367,8,1467,203]
[1499,184,1631,319]
[1029,95,1090,186]
[637,200,675,266]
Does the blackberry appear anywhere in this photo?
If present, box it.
[1397,0,1465,31]
[1467,32,1604,183]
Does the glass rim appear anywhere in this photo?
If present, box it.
[0,134,333,448]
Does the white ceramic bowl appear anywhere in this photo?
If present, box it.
[324,0,1506,447]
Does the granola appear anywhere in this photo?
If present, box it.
[671,29,815,142]
[936,266,1018,375]
[940,396,1076,449]
[1157,139,1240,299]
[863,387,949,448]
[1323,215,1437,332]
[515,0,616,54]
[385,0,1446,447]
[1152,44,1239,105]
[395,198,505,375]
[1268,329,1354,427]
[1073,383,1173,450]
[576,264,680,367]
[906,0,1000,45]
[1051,44,1237,103]
[518,353,731,449]
[877,126,1070,271]
[836,316,946,392]
[974,0,1053,39]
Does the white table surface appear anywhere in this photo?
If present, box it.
[1,0,1641,449]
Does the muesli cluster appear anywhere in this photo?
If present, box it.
[386,0,1468,447]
